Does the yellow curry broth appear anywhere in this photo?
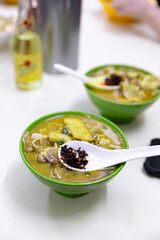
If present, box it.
[24,115,125,183]
[91,89,155,103]
[26,151,116,183]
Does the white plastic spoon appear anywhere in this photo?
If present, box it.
[54,63,120,90]
[58,141,160,172]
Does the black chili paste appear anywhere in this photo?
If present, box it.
[105,74,122,86]
[60,145,88,169]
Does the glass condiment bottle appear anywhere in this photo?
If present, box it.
[13,0,42,90]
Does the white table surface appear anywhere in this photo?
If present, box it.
[0,1,160,240]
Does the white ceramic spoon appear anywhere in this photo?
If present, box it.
[58,141,160,172]
[54,63,120,90]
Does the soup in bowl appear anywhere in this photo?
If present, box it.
[85,65,160,123]
[20,111,129,198]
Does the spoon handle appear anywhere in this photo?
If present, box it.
[54,63,86,83]
[110,145,160,166]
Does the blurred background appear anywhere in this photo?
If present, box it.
[1,0,160,91]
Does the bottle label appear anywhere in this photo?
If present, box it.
[13,52,42,83]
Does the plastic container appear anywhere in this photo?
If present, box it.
[99,0,134,23]
[3,0,17,4]
[99,0,158,23]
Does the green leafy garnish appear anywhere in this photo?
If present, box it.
[103,126,108,130]
[62,127,69,135]
[84,171,90,176]
[57,140,64,145]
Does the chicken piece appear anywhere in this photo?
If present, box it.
[36,154,46,163]
[43,147,58,165]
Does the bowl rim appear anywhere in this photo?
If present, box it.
[19,111,129,187]
[85,64,160,106]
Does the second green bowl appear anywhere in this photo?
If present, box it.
[85,64,160,123]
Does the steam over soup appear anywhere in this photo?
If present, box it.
[23,115,125,183]
[88,66,160,103]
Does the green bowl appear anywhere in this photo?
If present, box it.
[19,111,129,198]
[85,64,160,123]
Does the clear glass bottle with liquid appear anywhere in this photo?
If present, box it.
[13,0,42,90]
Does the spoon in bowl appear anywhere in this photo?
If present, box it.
[58,141,160,172]
[54,63,120,90]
